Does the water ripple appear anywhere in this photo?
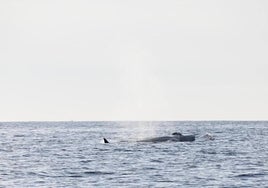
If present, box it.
[0,121,267,187]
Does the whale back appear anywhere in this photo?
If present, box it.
[179,135,195,142]
[140,136,173,143]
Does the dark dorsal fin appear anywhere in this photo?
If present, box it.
[172,132,182,136]
[103,138,109,143]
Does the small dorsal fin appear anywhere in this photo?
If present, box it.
[103,138,109,143]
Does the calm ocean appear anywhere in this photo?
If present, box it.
[0,121,267,187]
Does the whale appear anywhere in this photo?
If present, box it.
[103,132,195,143]
[139,132,195,143]
[102,132,214,143]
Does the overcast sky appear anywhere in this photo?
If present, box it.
[0,0,268,121]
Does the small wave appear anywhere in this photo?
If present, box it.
[68,175,83,178]
[199,149,217,154]
[156,180,174,183]
[84,171,114,175]
[96,148,110,152]
[235,173,265,178]
[150,159,163,163]
[113,148,133,152]
[143,167,157,170]
[34,180,46,184]
[13,134,26,137]
[222,150,237,156]
[80,160,93,163]
[22,154,31,157]
[188,165,198,168]
[0,149,13,152]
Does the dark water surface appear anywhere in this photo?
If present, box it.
[0,121,267,187]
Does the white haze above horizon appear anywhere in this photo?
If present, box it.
[0,0,268,121]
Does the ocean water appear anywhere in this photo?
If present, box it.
[0,121,267,187]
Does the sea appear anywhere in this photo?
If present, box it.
[0,121,267,187]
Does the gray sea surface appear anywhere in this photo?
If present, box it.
[0,121,267,187]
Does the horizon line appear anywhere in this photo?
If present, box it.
[1,120,268,122]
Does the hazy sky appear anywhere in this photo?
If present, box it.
[1,0,268,121]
